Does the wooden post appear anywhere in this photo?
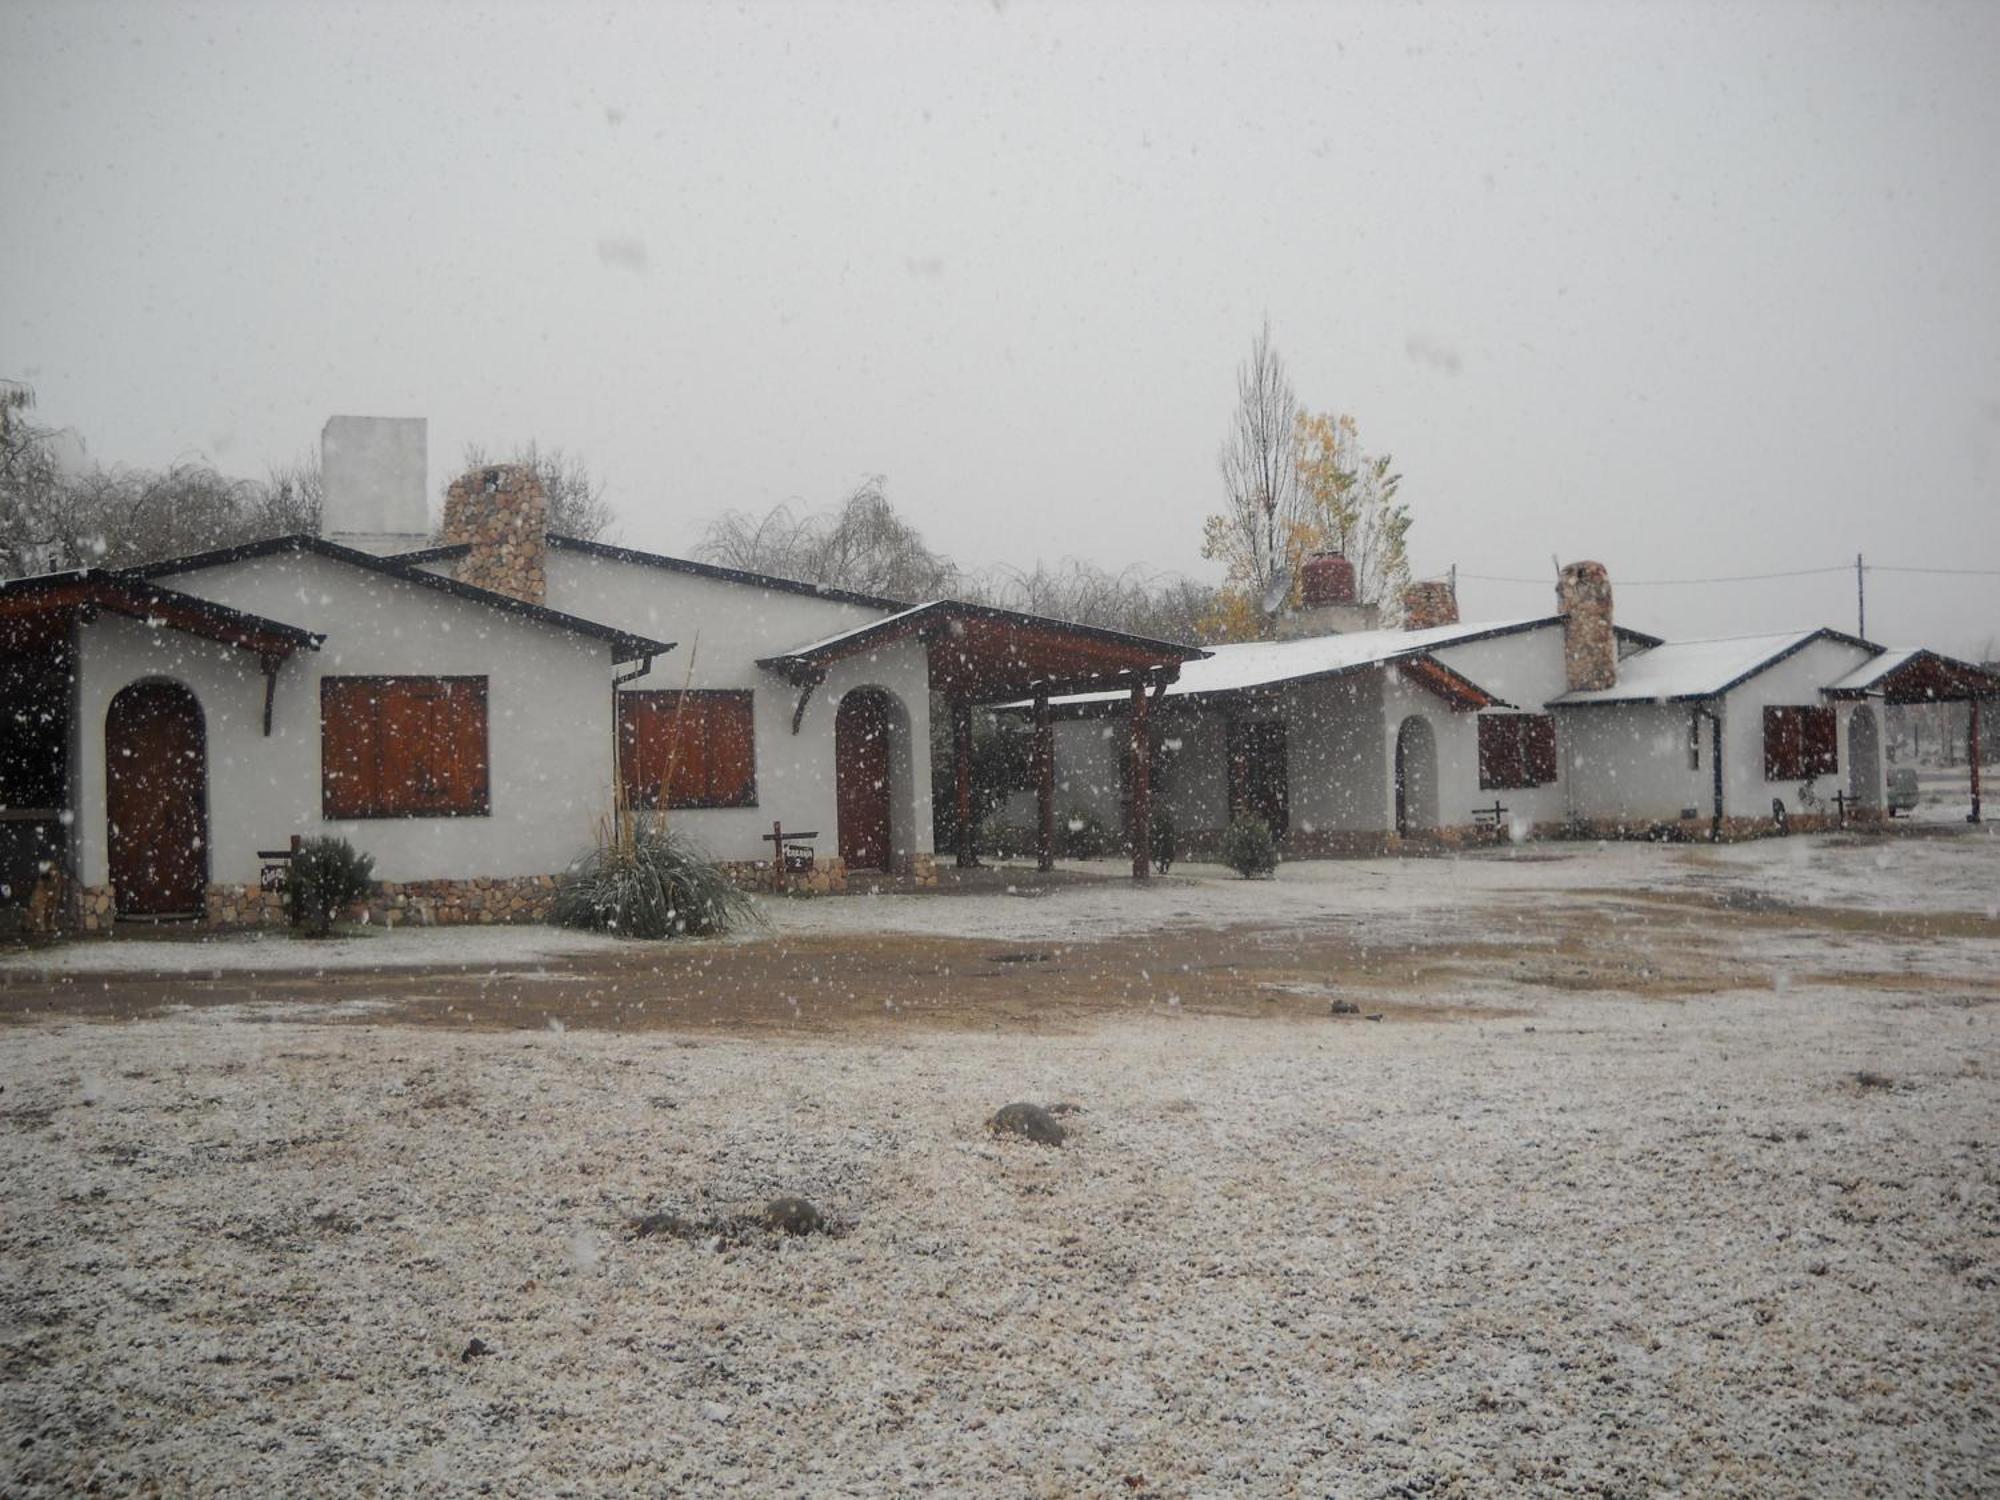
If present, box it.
[1034,690,1055,872]
[953,698,977,867]
[1971,697,1984,825]
[770,820,787,893]
[1130,682,1152,881]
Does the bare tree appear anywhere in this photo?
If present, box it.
[1201,320,1304,635]
[254,451,323,536]
[974,558,1218,644]
[459,440,616,541]
[698,477,960,601]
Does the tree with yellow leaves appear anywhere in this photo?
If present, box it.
[1292,410,1412,612]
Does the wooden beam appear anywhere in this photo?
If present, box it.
[953,697,977,868]
[1130,682,1151,881]
[1972,697,1984,826]
[1034,690,1054,873]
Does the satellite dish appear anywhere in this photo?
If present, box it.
[1259,567,1292,617]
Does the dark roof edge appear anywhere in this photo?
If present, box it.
[123,534,674,663]
[0,568,324,650]
[548,534,911,613]
[387,542,471,565]
[1704,626,1880,699]
[755,598,1209,676]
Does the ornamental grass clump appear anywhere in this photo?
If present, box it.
[554,817,758,939]
[285,836,376,936]
[1221,814,1278,879]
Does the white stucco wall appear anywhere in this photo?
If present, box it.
[1558,635,1882,826]
[1717,636,1879,820]
[540,548,934,866]
[1286,673,1387,835]
[93,552,619,884]
[1559,702,1710,826]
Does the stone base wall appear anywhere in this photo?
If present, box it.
[719,856,849,896]
[74,875,561,933]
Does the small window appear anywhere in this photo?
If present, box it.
[620,690,757,810]
[322,676,489,818]
[1478,714,1559,790]
[1764,705,1837,780]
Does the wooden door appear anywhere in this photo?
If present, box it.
[106,681,207,917]
[1228,719,1289,838]
[835,690,892,871]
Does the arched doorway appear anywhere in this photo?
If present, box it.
[1848,705,1882,811]
[106,681,208,917]
[836,688,894,871]
[1394,715,1438,837]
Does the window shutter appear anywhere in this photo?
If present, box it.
[1802,706,1838,776]
[1764,706,1800,780]
[1524,715,1559,784]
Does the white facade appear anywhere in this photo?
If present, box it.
[539,545,936,868]
[92,550,623,885]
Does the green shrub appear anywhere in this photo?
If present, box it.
[1149,808,1177,875]
[978,818,1037,860]
[553,819,759,939]
[285,836,376,936]
[1060,806,1113,860]
[1221,814,1278,879]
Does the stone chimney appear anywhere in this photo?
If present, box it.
[441,464,549,605]
[1557,560,1616,692]
[321,416,428,554]
[1275,551,1380,638]
[1401,580,1459,631]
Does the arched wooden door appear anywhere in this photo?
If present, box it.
[835,689,893,871]
[106,681,208,917]
[1394,715,1438,838]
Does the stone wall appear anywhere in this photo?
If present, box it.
[1557,561,1617,693]
[441,464,550,605]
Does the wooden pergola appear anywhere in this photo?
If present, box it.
[759,602,1208,878]
[1827,648,2000,823]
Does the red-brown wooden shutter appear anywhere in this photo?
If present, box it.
[1524,715,1559,784]
[1764,706,1800,779]
[322,678,382,818]
[618,691,756,810]
[1478,716,1521,790]
[1802,706,1837,776]
[705,695,756,806]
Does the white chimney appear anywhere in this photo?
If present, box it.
[320,416,429,554]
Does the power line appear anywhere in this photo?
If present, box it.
[1446,562,2000,587]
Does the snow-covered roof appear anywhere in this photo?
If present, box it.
[1824,647,2000,703]
[1826,649,1922,695]
[1553,628,1875,705]
[1018,616,1552,709]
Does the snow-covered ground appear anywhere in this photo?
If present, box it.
[0,919,629,977]
[2,831,1996,1496]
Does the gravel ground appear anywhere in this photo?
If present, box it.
[2,834,1996,1497]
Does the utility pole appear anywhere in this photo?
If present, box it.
[1856,552,1866,639]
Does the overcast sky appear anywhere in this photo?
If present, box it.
[5,0,1996,651]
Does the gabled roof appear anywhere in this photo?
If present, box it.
[0,568,322,659]
[1825,647,2000,703]
[1018,615,1555,710]
[548,534,911,613]
[1552,627,1879,706]
[759,599,1208,701]
[123,535,673,664]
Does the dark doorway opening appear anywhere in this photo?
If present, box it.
[1228,718,1289,839]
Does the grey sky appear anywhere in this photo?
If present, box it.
[5,0,1996,651]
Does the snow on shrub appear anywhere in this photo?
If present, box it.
[1221,814,1278,879]
[285,836,376,936]
[554,817,758,939]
